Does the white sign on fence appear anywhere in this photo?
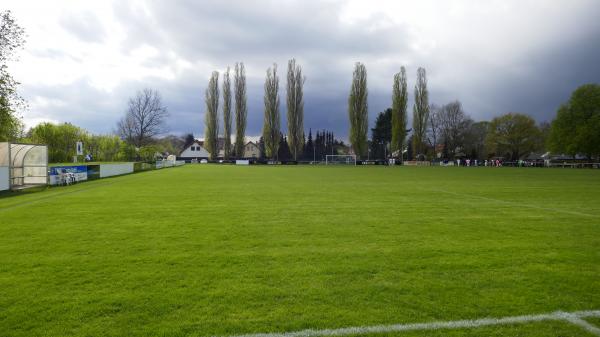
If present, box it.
[76,141,83,155]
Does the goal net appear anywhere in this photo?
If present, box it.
[326,155,357,165]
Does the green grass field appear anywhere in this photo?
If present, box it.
[1,165,599,337]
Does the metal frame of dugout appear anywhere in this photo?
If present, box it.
[0,142,48,191]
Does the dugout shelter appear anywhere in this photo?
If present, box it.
[0,142,48,191]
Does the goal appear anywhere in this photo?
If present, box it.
[325,155,357,165]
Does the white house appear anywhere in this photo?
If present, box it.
[243,141,260,158]
[179,140,210,161]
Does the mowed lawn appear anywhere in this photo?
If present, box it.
[1,165,599,337]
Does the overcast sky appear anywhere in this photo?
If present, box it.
[5,0,600,140]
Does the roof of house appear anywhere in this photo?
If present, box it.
[180,140,207,156]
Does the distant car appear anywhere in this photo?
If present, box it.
[200,159,208,164]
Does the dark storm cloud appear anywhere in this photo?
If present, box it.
[104,0,415,138]
[487,29,600,121]
[430,24,600,122]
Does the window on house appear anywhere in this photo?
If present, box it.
[191,146,196,151]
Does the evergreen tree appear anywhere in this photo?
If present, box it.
[314,131,318,159]
[305,128,314,161]
[301,132,306,160]
[277,133,291,161]
[183,133,195,148]
[370,108,392,160]
[258,136,265,160]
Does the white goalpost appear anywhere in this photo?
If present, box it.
[325,155,357,165]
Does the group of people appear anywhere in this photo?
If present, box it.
[455,159,503,167]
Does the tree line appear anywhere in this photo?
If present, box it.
[19,121,191,163]
[351,64,599,161]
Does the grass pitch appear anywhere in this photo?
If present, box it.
[1,165,599,337]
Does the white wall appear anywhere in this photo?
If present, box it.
[0,166,9,191]
[99,163,134,178]
[180,143,210,158]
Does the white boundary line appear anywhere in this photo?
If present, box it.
[219,310,600,337]
[429,188,599,218]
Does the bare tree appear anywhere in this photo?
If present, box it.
[412,67,429,160]
[286,59,305,161]
[439,100,471,158]
[117,88,169,148]
[204,71,219,160]
[463,121,489,160]
[427,104,443,159]
[348,62,368,159]
[117,112,136,145]
[234,62,247,158]
[262,63,281,160]
[222,67,232,159]
[391,67,408,161]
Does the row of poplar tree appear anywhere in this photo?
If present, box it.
[348,64,430,160]
[203,59,428,160]
[203,59,306,161]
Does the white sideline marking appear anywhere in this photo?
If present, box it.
[219,310,600,337]
[560,312,600,336]
[430,188,599,218]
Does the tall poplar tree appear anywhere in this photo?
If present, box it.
[391,66,408,161]
[233,62,247,157]
[348,62,368,159]
[412,67,429,159]
[222,67,232,159]
[262,64,280,159]
[286,59,305,160]
[204,71,219,160]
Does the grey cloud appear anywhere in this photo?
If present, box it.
[59,11,106,43]
[113,1,412,62]
[29,48,83,62]
[21,0,600,141]
[430,26,600,122]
